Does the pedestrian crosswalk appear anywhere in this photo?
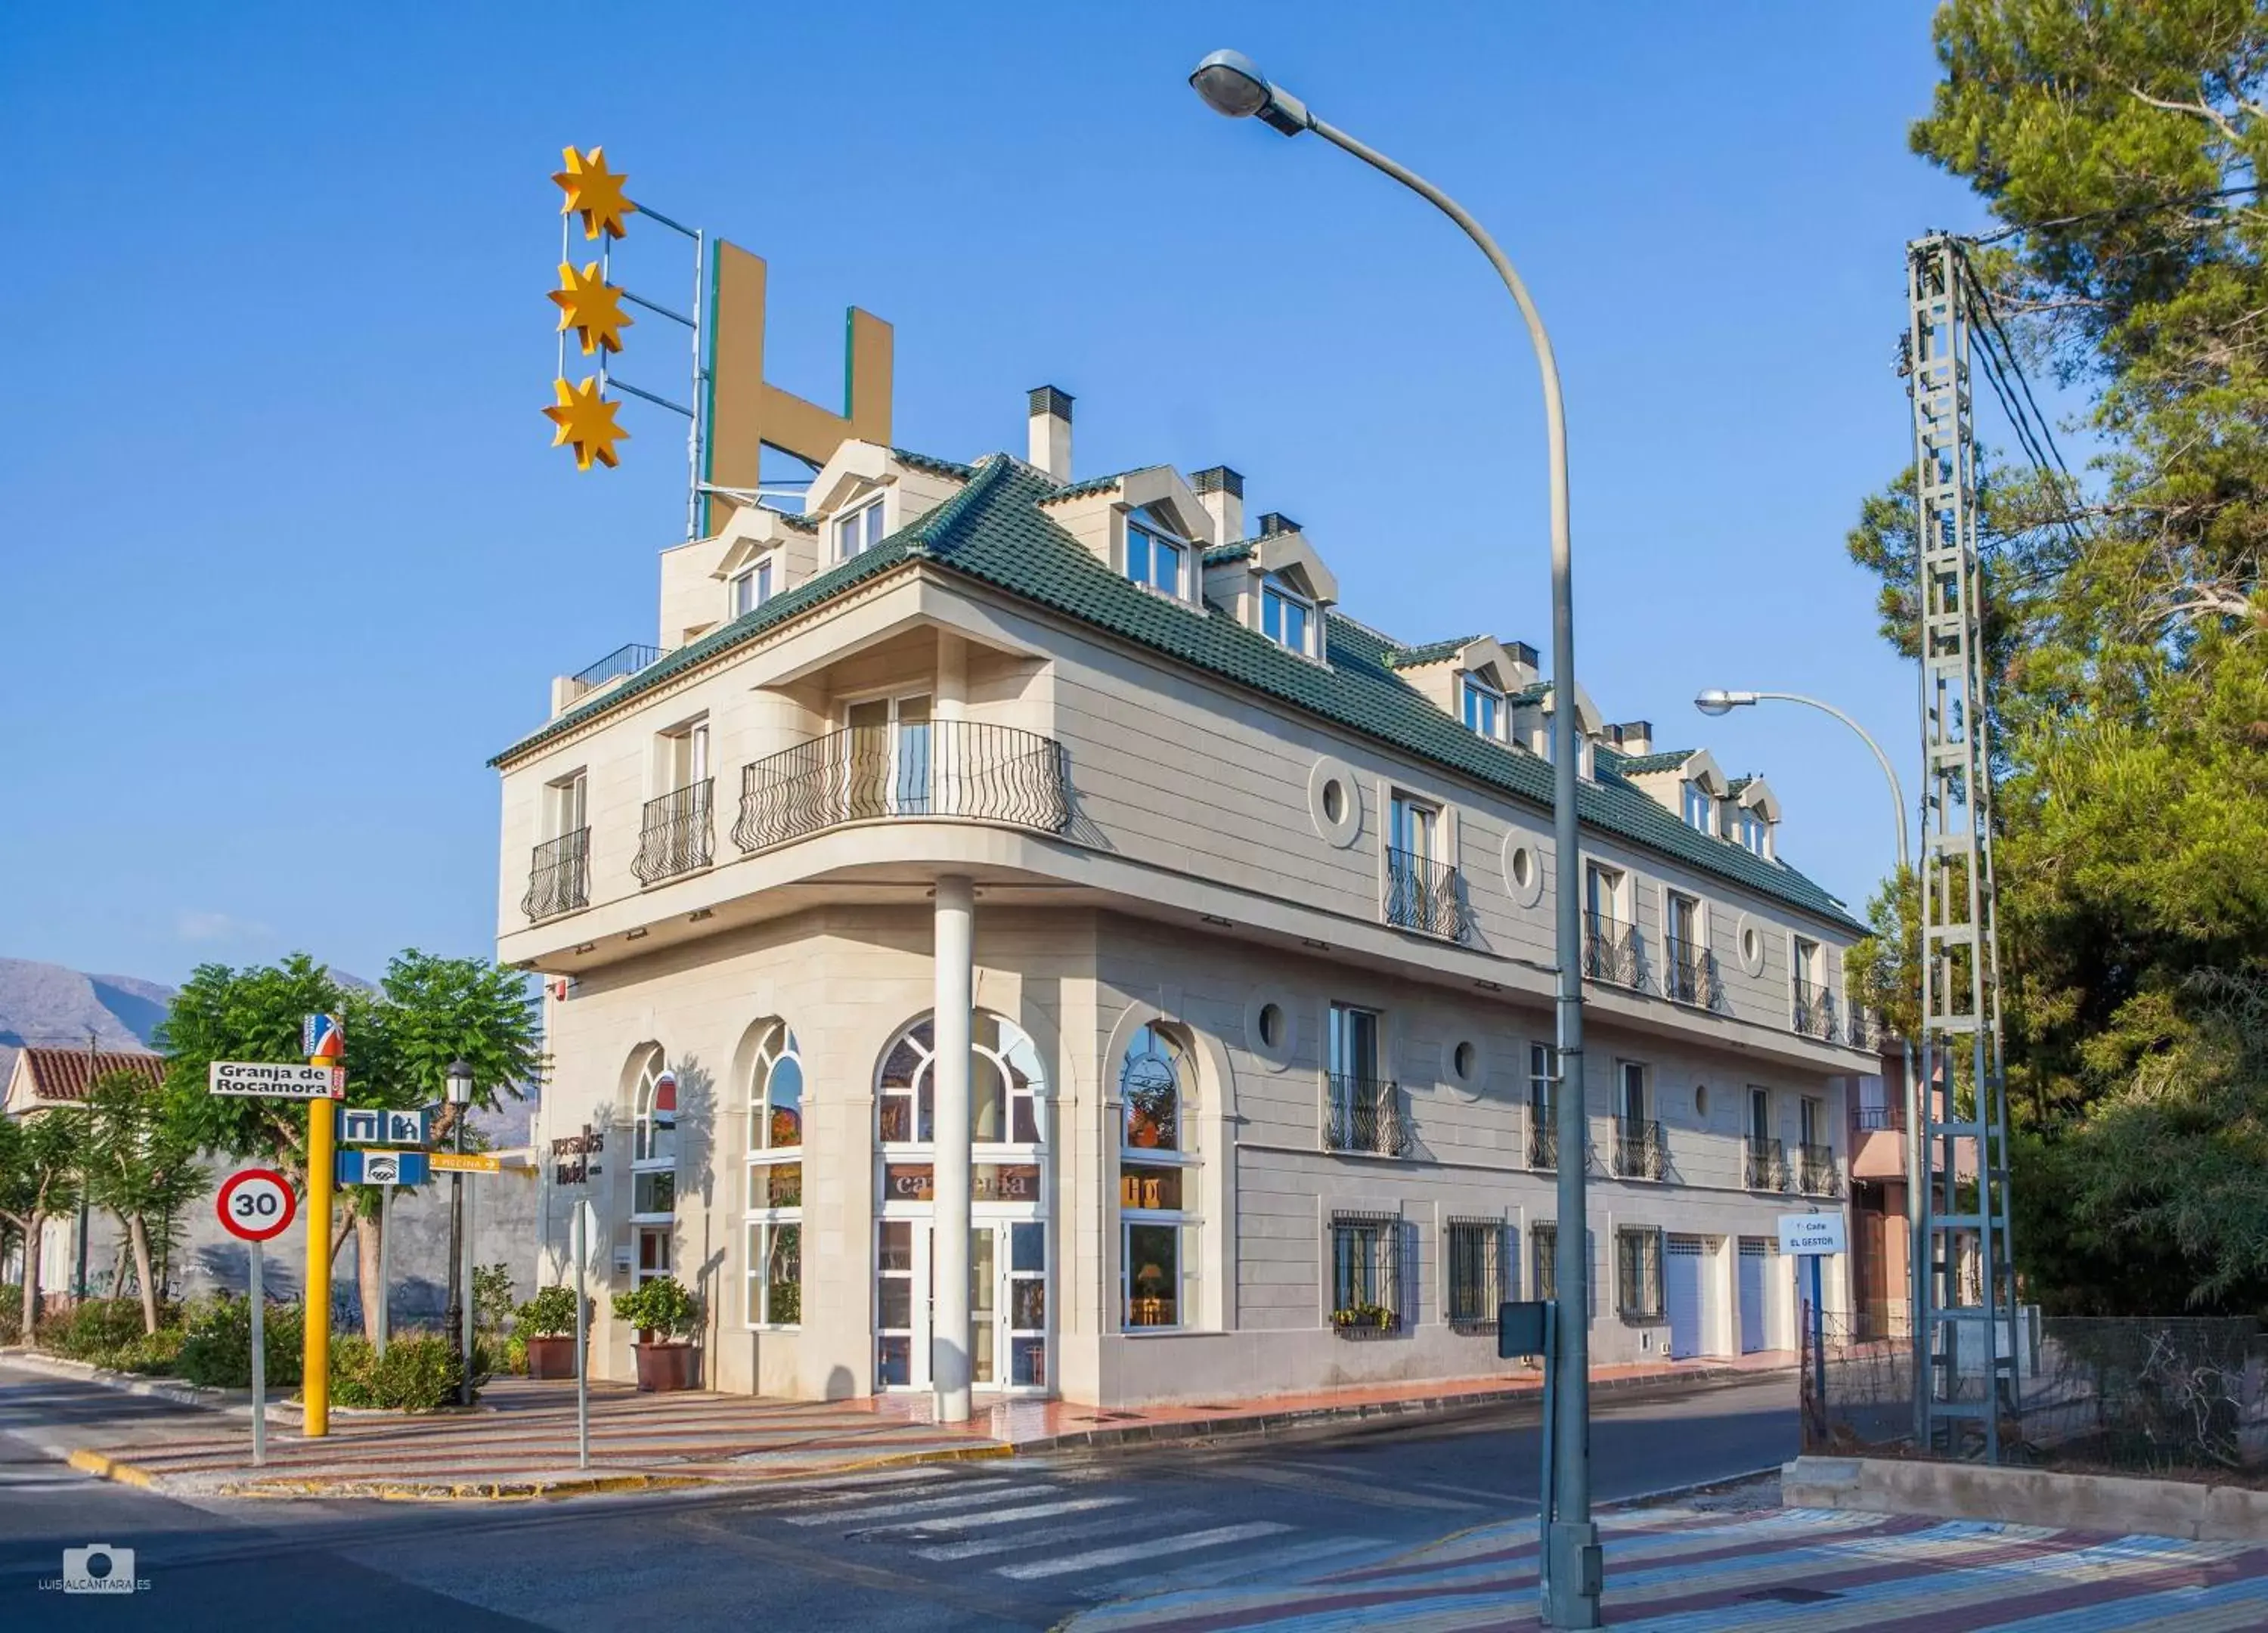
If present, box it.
[735,1464,1393,1600]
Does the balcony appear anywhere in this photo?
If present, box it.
[1584,913,1644,990]
[1797,1142,1842,1197]
[1664,936,1724,1012]
[565,641,662,703]
[1846,1008,1884,1051]
[1613,1118,1665,1180]
[1383,847,1470,941]
[1745,1135,1789,1191]
[733,720,1068,855]
[633,779,714,885]
[522,828,590,922]
[1851,1101,1903,1133]
[1528,1117,1559,1171]
[1792,981,1840,1042]
[1325,1075,1410,1157]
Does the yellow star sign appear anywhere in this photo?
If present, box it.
[552,146,635,240]
[550,262,634,355]
[543,376,628,470]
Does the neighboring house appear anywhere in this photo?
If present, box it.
[2,1046,166,1304]
[491,388,1878,1409]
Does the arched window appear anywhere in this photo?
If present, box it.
[876,1013,1045,1146]
[629,1046,676,1284]
[743,1023,803,1327]
[1117,1023,1199,1331]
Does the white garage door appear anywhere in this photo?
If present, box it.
[1739,1238,1769,1353]
[1667,1235,1706,1359]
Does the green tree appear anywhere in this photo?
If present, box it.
[0,1109,85,1340]
[79,1070,205,1335]
[1849,0,2268,1310]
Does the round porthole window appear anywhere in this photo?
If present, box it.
[1445,1036,1485,1095]
[1454,1040,1476,1078]
[1737,916,1767,977]
[1259,1003,1284,1049]
[1246,990,1296,1072]
[1694,1083,1712,1119]
[1502,835,1546,908]
[1308,756,1362,848]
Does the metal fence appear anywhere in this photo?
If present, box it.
[733,720,1067,854]
[1802,1312,2268,1481]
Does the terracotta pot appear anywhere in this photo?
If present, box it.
[634,1340,699,1393]
[525,1335,579,1380]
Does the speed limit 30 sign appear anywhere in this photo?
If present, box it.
[216,1167,297,1242]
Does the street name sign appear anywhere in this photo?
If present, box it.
[215,1168,297,1242]
[210,1061,345,1100]
[430,1151,501,1175]
[340,1106,430,1147]
[1778,1212,1848,1257]
[336,1148,430,1187]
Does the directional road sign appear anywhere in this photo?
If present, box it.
[209,1061,345,1100]
[429,1151,501,1175]
[216,1168,297,1242]
[340,1106,430,1147]
[336,1148,430,1187]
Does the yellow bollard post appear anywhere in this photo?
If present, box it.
[303,1058,334,1438]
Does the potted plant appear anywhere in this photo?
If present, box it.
[611,1275,700,1392]
[516,1285,584,1380]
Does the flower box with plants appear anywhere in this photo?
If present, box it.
[611,1275,700,1392]
[1331,1303,1401,1339]
[515,1285,585,1380]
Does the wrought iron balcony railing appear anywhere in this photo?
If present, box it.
[1664,936,1725,1011]
[733,720,1068,854]
[1792,981,1840,1041]
[633,779,714,885]
[1613,1117,1665,1180]
[522,827,590,922]
[1845,1008,1884,1051]
[1584,913,1644,989]
[566,641,662,702]
[1528,1117,1558,1171]
[1745,1136,1789,1191]
[1797,1142,1842,1197]
[1383,847,1470,941]
[1325,1075,1410,1157]
[1851,1102,1903,1133]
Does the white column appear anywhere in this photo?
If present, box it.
[932,872,975,1423]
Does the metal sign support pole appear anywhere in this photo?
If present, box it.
[574,1205,590,1470]
[249,1240,267,1467]
[1535,1300,1559,1612]
[461,1173,478,1401]
[376,1184,392,1358]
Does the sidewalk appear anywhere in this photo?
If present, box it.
[1066,1503,2268,1630]
[3,1346,1790,1501]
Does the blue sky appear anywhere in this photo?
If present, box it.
[2,2,1991,987]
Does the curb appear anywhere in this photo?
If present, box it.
[67,1449,158,1489]
[219,1471,712,1502]
[1015,1363,1794,1455]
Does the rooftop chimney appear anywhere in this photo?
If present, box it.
[1027,386,1074,482]
[1258,510,1300,538]
[1191,465,1244,546]
[1505,640,1541,677]
[1613,720,1655,755]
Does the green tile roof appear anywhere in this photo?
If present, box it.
[1383,637,1482,670]
[1202,543,1253,566]
[496,453,1861,930]
[1603,747,1696,776]
[892,448,975,481]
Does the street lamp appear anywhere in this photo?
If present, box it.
[1193,51,1599,1628]
[445,1057,474,1407]
[1693,686,1924,1437]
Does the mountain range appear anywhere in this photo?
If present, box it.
[0,958,175,1083]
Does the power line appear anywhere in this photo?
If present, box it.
[1967,181,2264,246]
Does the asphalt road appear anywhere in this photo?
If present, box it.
[2,1370,1795,1632]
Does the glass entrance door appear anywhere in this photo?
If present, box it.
[844,694,933,820]
[873,1220,1048,1394]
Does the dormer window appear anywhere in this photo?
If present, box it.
[1681,780,1715,835]
[1126,511,1186,597]
[730,558,774,618]
[1260,577,1315,656]
[1461,675,1504,741]
[1733,809,1770,857]
[833,494,885,560]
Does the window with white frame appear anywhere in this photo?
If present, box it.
[1259,577,1315,655]
[875,1012,1046,1146]
[730,557,775,619]
[742,1022,803,1328]
[629,1048,677,1284]
[1682,779,1715,835]
[1528,1041,1559,1169]
[1125,510,1187,597]
[1461,674,1504,741]
[1733,807,1769,856]
[1118,1024,1199,1331]
[833,494,886,559]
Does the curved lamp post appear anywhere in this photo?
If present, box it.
[1695,686,1924,1438]
[1193,51,1598,1627]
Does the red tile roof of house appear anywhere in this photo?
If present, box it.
[12,1047,166,1102]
